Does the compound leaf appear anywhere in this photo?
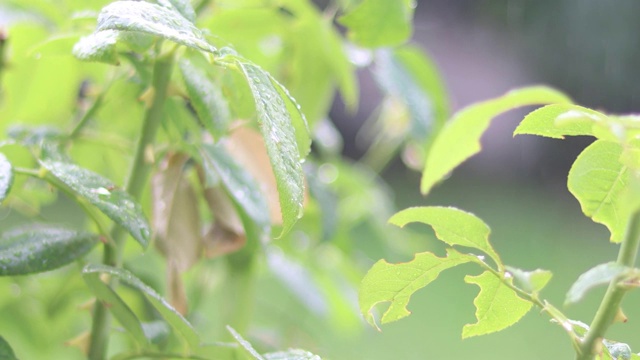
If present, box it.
[421,86,571,195]
[389,206,501,268]
[338,0,414,48]
[72,30,120,65]
[514,103,603,139]
[568,140,628,243]
[0,153,13,203]
[41,160,151,249]
[0,226,99,276]
[565,262,630,306]
[359,248,476,328]
[463,270,532,338]
[0,336,18,360]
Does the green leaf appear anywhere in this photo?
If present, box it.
[236,60,307,236]
[179,59,230,140]
[565,262,630,306]
[264,349,322,360]
[0,225,99,276]
[96,1,216,53]
[72,29,119,65]
[338,0,414,48]
[84,264,200,348]
[0,336,18,360]
[603,339,633,360]
[158,0,196,22]
[0,153,13,203]
[200,143,270,232]
[226,326,264,360]
[389,206,502,268]
[421,86,571,195]
[568,140,629,243]
[514,103,604,139]
[505,266,552,294]
[463,270,532,338]
[40,160,151,248]
[359,248,476,328]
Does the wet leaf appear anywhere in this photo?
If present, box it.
[0,153,13,203]
[421,86,571,195]
[0,225,99,276]
[264,349,322,360]
[72,29,119,65]
[566,262,631,306]
[0,336,18,360]
[96,1,215,53]
[41,160,151,248]
[226,326,264,360]
[463,271,532,338]
[338,0,414,48]
[389,206,502,268]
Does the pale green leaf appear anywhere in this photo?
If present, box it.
[270,76,311,158]
[359,248,476,328]
[421,86,571,195]
[568,140,629,243]
[463,270,532,338]
[84,264,200,348]
[338,0,414,48]
[179,59,230,139]
[97,1,215,53]
[0,153,13,203]
[514,103,603,139]
[505,266,552,294]
[603,339,633,360]
[0,336,18,360]
[0,225,99,276]
[389,206,501,268]
[226,326,265,360]
[72,29,119,65]
[158,0,196,22]
[236,60,306,236]
[565,262,630,306]
[41,160,151,248]
[264,349,322,360]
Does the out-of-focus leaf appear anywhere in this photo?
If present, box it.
[0,336,18,360]
[41,160,151,248]
[603,339,633,360]
[158,0,196,22]
[264,349,322,360]
[226,326,264,360]
[338,0,414,48]
[389,206,502,268]
[565,262,631,306]
[141,320,170,345]
[72,29,119,65]
[201,186,246,257]
[514,103,602,139]
[463,271,532,338]
[0,225,99,276]
[421,86,571,195]
[568,140,629,243]
[506,266,552,294]
[0,153,13,203]
[96,1,216,53]
[359,248,476,328]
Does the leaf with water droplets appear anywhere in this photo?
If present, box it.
[96,1,216,53]
[179,59,230,140]
[40,160,151,249]
[84,264,200,348]
[463,270,533,338]
[338,0,414,48]
[0,225,99,276]
[0,336,18,360]
[565,262,632,306]
[0,153,13,204]
[359,248,477,329]
[236,60,306,237]
[72,29,120,65]
[226,326,264,360]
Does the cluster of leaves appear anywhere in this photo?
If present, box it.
[359,87,640,359]
[0,0,449,359]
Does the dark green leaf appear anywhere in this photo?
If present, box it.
[179,59,230,140]
[40,160,151,248]
[84,264,200,348]
[226,326,264,360]
[421,86,571,195]
[565,262,630,306]
[0,225,99,276]
[338,0,414,48]
[505,266,552,294]
[463,270,532,338]
[72,30,119,65]
[264,349,322,360]
[0,153,13,203]
[97,1,215,53]
[0,336,18,360]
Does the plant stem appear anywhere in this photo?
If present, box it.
[87,55,174,360]
[577,210,640,360]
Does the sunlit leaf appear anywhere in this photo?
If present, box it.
[0,225,99,276]
[338,0,414,48]
[463,270,532,338]
[0,153,13,203]
[505,266,552,294]
[226,325,264,360]
[359,248,476,328]
[514,103,602,139]
[84,264,200,348]
[565,262,631,306]
[389,206,502,268]
[264,349,322,360]
[0,336,18,360]
[568,140,629,243]
[96,1,215,53]
[421,86,571,195]
[72,29,119,65]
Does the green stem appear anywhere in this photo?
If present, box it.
[577,210,640,360]
[68,91,105,141]
[87,55,175,360]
